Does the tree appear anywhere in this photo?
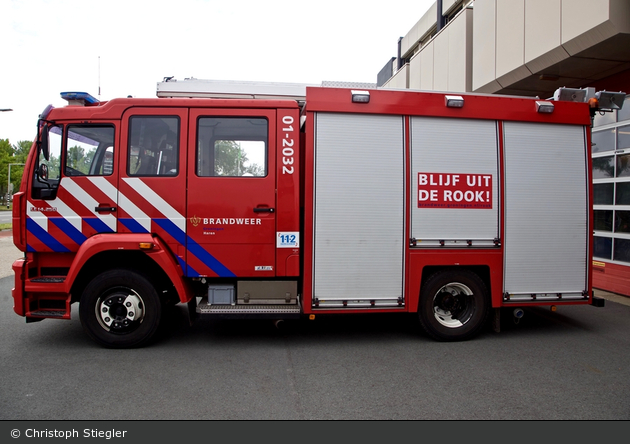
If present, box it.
[0,139,35,203]
[10,140,33,194]
[214,140,264,177]
[67,145,94,174]
[13,140,33,164]
[0,139,15,203]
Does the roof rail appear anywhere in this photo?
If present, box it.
[156,78,317,101]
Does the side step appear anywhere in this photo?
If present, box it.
[30,277,66,283]
[195,300,301,320]
[25,295,72,320]
[26,310,68,322]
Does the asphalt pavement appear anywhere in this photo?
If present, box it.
[0,210,11,224]
[2,227,630,420]
[1,270,630,420]
[0,229,19,280]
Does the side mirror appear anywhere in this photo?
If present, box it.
[40,125,50,161]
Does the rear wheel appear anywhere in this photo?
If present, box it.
[418,269,489,341]
[79,269,162,348]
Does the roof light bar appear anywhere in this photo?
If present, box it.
[536,100,555,114]
[60,92,100,106]
[445,95,464,108]
[351,90,370,103]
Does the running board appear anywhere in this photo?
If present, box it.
[195,300,301,320]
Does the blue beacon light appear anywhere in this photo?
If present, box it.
[60,92,100,105]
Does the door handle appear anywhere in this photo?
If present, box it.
[253,207,274,213]
[95,206,117,213]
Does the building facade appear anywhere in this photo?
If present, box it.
[592,100,630,295]
[378,0,630,296]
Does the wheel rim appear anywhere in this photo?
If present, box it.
[432,282,476,328]
[96,287,145,333]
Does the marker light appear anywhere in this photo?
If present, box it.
[60,92,100,106]
[445,95,464,108]
[536,100,555,113]
[138,242,154,250]
[351,90,370,103]
[39,104,54,122]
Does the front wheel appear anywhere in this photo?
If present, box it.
[79,269,162,348]
[418,270,489,341]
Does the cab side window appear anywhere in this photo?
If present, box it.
[31,124,63,200]
[196,117,267,177]
[64,125,115,176]
[41,125,62,180]
[128,116,179,176]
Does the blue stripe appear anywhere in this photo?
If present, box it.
[154,219,186,245]
[50,218,88,246]
[179,256,200,277]
[153,218,235,278]
[26,219,71,253]
[186,237,236,278]
[186,264,200,277]
[84,218,114,233]
[120,218,149,233]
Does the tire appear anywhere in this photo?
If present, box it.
[418,269,490,342]
[79,269,162,348]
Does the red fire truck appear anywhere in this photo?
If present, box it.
[11,78,622,348]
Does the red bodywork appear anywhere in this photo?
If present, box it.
[11,87,594,322]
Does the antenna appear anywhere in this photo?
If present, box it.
[98,56,101,100]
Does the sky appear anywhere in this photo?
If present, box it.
[1,0,434,145]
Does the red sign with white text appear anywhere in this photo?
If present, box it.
[418,173,492,209]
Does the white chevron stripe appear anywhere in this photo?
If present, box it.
[27,201,48,231]
[118,193,151,232]
[61,178,116,231]
[89,176,150,232]
[48,197,82,231]
[122,178,185,231]
[88,177,118,201]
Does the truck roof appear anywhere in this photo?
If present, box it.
[156,78,317,101]
[50,81,594,126]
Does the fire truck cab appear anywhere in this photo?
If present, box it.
[12,79,621,348]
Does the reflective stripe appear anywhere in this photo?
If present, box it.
[119,218,149,233]
[26,218,70,252]
[186,236,236,278]
[50,217,88,245]
[49,197,82,232]
[26,178,234,279]
[123,178,185,231]
[62,178,116,231]
[27,203,48,231]
[88,176,118,201]
[118,193,151,232]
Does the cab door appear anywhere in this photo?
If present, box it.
[118,109,188,266]
[186,109,277,278]
[26,123,118,254]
